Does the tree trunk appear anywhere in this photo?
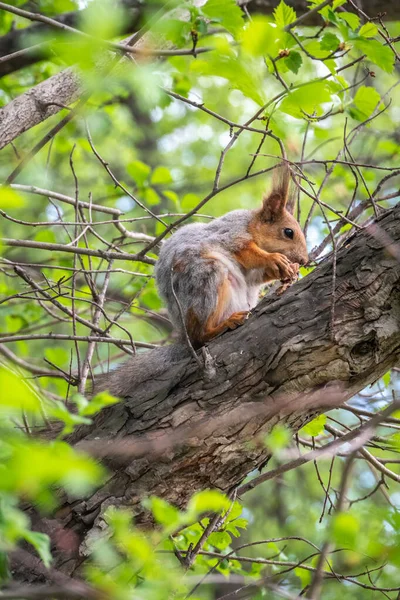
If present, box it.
[21,202,400,579]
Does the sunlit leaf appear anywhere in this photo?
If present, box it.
[353,85,381,117]
[0,366,42,415]
[320,32,340,51]
[265,424,291,450]
[127,160,151,186]
[142,496,180,528]
[300,414,327,437]
[0,188,25,209]
[80,392,119,417]
[279,81,332,118]
[338,12,360,30]
[273,0,296,29]
[332,513,360,547]
[359,22,378,38]
[188,490,230,515]
[151,166,173,185]
[202,0,244,36]
[354,38,394,73]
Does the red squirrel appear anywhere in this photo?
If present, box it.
[155,165,308,348]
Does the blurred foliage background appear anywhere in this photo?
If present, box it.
[0,0,400,598]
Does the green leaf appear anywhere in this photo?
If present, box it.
[23,531,52,568]
[49,401,91,435]
[295,566,311,588]
[188,490,230,515]
[208,531,231,550]
[273,0,296,29]
[0,551,10,582]
[338,12,360,30]
[320,32,340,51]
[284,50,302,74]
[181,193,200,211]
[191,54,265,105]
[0,188,25,209]
[34,230,57,244]
[279,81,332,119]
[151,166,173,185]
[202,0,244,36]
[127,160,151,186]
[359,22,378,38]
[80,392,119,417]
[143,496,180,528]
[354,38,394,73]
[0,366,42,415]
[353,85,381,116]
[382,371,391,387]
[265,424,291,451]
[241,17,281,57]
[300,414,327,437]
[332,513,360,547]
[143,187,160,206]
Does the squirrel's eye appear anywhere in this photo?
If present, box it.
[284,228,294,239]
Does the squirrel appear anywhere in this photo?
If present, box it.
[155,165,309,349]
[94,165,308,398]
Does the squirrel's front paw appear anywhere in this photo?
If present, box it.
[264,253,295,281]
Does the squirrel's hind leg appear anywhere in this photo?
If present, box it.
[186,275,248,347]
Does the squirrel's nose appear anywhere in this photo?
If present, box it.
[299,254,309,267]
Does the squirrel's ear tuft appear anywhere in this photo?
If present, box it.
[260,164,292,221]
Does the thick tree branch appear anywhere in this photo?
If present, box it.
[17,202,400,582]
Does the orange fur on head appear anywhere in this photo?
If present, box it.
[249,164,308,266]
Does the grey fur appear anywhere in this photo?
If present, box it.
[155,210,257,337]
[94,344,190,398]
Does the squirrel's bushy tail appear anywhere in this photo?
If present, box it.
[93,343,190,399]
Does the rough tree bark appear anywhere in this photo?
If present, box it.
[21,203,400,580]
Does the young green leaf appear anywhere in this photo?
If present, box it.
[300,414,327,437]
[359,22,378,38]
[241,17,281,57]
[354,38,394,73]
[279,81,332,119]
[273,0,296,29]
[320,32,340,51]
[338,11,360,30]
[353,85,381,117]
[208,531,231,550]
[151,166,173,185]
[188,489,230,515]
[332,513,360,547]
[127,160,151,186]
[284,50,302,74]
[202,0,244,36]
[265,424,291,451]
[143,496,181,528]
[80,392,119,417]
[0,188,25,209]
[23,531,52,568]
[382,370,391,387]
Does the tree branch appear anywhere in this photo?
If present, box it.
[16,202,400,582]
